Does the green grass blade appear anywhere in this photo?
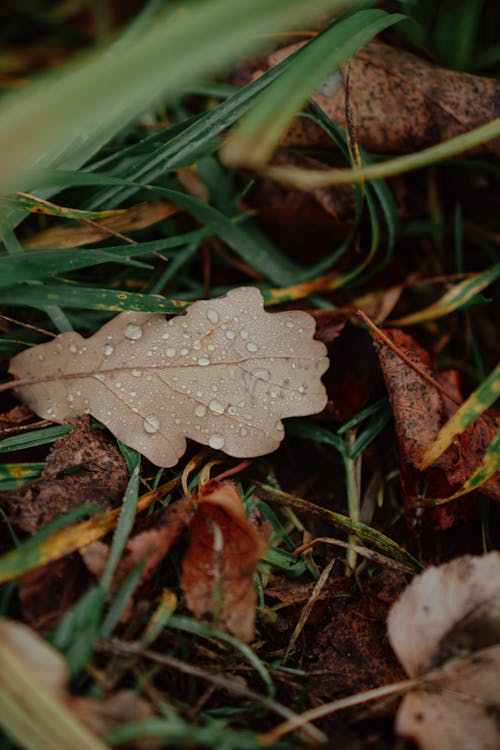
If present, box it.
[0,236,205,289]
[0,425,73,454]
[100,451,141,591]
[418,364,500,469]
[1,283,188,314]
[433,0,484,71]
[50,585,107,675]
[222,9,405,168]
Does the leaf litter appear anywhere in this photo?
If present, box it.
[1,8,500,750]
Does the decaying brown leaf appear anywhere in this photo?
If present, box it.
[181,479,268,642]
[0,417,128,628]
[250,40,500,155]
[82,479,268,639]
[1,415,128,533]
[387,553,500,750]
[308,570,407,701]
[374,329,500,529]
[10,287,328,467]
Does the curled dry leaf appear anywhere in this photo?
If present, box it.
[10,287,328,467]
[388,553,500,677]
[181,479,268,642]
[387,553,500,750]
[250,40,500,155]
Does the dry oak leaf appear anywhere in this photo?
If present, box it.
[9,287,328,467]
[181,479,268,642]
[387,553,500,750]
[250,40,500,156]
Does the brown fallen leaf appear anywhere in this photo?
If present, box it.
[374,329,500,529]
[24,200,180,249]
[387,553,500,750]
[0,416,128,628]
[181,479,268,642]
[0,415,128,533]
[248,40,500,156]
[10,287,328,467]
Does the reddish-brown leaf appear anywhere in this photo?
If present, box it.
[181,480,268,642]
[375,330,500,529]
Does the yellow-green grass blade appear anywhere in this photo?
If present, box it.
[263,117,500,187]
[435,427,500,503]
[3,194,124,222]
[0,451,202,584]
[390,263,500,325]
[418,364,500,470]
[0,463,45,491]
[222,9,404,169]
[0,283,188,314]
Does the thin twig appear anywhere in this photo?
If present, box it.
[357,309,460,406]
[0,314,56,338]
[259,678,418,745]
[294,537,415,574]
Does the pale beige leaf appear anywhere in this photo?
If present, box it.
[396,645,500,750]
[10,287,328,467]
[0,618,68,695]
[387,552,500,677]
